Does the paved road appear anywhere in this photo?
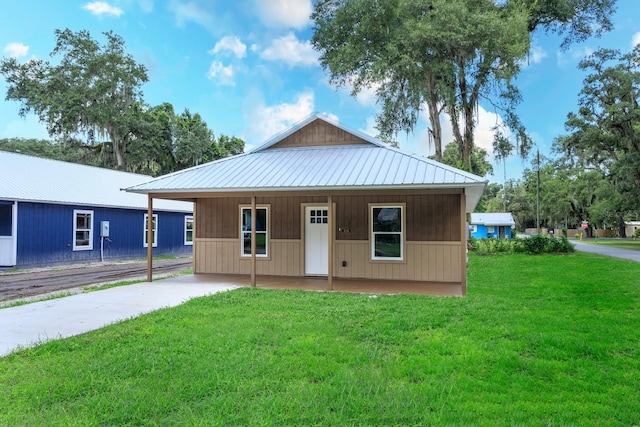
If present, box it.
[0,258,193,302]
[573,241,640,263]
[0,275,238,357]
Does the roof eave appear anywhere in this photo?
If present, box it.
[127,181,487,194]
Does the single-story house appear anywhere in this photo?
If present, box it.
[126,114,488,295]
[470,212,516,239]
[0,151,193,268]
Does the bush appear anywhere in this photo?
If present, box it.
[634,228,640,239]
[469,235,574,255]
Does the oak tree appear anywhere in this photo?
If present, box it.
[0,29,148,168]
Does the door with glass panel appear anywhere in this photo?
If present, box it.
[304,206,328,275]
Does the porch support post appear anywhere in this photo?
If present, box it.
[328,194,334,290]
[251,195,256,287]
[147,194,153,282]
[460,191,467,296]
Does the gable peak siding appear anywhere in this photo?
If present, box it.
[267,119,370,150]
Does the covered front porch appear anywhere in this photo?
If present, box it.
[159,273,464,296]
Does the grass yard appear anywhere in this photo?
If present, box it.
[1,253,639,425]
[581,239,640,251]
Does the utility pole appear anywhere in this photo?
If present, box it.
[536,149,540,235]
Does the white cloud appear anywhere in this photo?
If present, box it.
[210,36,247,59]
[206,61,235,86]
[255,0,312,29]
[169,0,215,32]
[632,32,640,48]
[260,33,318,67]
[138,0,154,13]
[248,91,315,144]
[390,104,505,162]
[528,45,548,65]
[3,43,29,58]
[556,46,594,68]
[353,82,379,108]
[361,116,377,137]
[82,1,124,17]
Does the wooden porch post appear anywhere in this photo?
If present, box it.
[328,195,334,290]
[460,191,467,296]
[147,194,153,282]
[251,195,256,287]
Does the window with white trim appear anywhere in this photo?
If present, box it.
[240,206,268,257]
[184,215,194,245]
[371,206,403,260]
[144,213,158,248]
[73,210,94,251]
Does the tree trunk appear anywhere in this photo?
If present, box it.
[618,216,627,238]
[462,101,475,171]
[427,99,443,161]
[447,105,465,166]
[107,126,125,168]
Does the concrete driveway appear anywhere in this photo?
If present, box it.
[0,275,238,357]
[573,241,640,263]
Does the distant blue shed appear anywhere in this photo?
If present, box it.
[0,151,193,268]
[470,212,516,239]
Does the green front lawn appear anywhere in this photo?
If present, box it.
[1,253,639,425]
[581,239,640,251]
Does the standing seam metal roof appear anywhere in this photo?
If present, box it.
[470,213,516,226]
[126,144,485,191]
[0,151,192,212]
[125,114,488,211]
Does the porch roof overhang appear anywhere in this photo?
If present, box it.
[131,183,487,213]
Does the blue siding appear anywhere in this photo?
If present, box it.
[471,224,513,239]
[15,202,192,267]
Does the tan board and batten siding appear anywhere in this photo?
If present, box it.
[194,193,464,283]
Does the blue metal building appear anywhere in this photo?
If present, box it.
[470,212,516,239]
[0,151,193,268]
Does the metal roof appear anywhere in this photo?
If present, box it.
[126,114,488,211]
[0,151,192,212]
[470,212,516,226]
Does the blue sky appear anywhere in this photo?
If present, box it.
[1,0,639,184]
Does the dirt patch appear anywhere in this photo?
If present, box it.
[0,258,192,302]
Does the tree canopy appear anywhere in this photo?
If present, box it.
[1,29,148,168]
[311,0,616,170]
[555,45,640,223]
[1,29,245,176]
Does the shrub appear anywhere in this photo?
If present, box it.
[469,235,574,255]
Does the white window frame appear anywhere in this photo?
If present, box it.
[73,209,94,251]
[144,213,158,248]
[240,206,269,258]
[370,204,405,261]
[184,215,194,245]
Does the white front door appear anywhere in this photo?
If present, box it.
[305,206,328,276]
[0,202,17,267]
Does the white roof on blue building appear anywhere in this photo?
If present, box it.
[126,114,488,211]
[470,212,516,227]
[0,151,192,212]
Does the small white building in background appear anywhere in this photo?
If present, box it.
[625,221,640,237]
